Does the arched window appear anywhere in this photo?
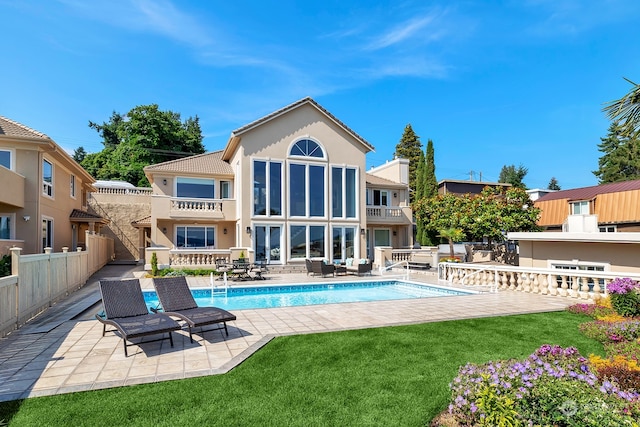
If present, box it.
[289,139,324,158]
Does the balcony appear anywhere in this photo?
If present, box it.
[0,167,24,208]
[365,205,412,225]
[151,196,236,221]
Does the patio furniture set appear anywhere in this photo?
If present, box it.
[305,259,372,277]
[215,259,266,281]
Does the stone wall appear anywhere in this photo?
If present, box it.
[88,192,151,262]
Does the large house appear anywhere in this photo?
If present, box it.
[0,116,105,255]
[509,180,640,274]
[141,97,412,266]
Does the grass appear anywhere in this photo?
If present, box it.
[0,311,603,426]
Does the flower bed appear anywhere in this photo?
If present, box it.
[436,277,640,426]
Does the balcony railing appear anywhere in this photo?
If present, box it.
[0,167,25,208]
[366,205,411,224]
[151,196,235,220]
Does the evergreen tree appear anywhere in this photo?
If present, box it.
[498,164,528,189]
[593,122,640,183]
[415,150,425,201]
[72,146,87,163]
[424,139,437,198]
[394,124,422,202]
[547,177,561,191]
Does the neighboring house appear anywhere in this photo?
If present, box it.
[0,116,105,255]
[526,188,555,202]
[509,180,640,275]
[437,179,511,196]
[141,97,412,266]
[535,180,640,232]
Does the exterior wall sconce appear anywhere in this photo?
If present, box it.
[246,226,251,234]
[223,228,227,234]
[162,227,167,234]
[393,231,397,236]
[360,228,365,235]
[162,179,167,185]
[23,215,30,222]
[393,192,397,198]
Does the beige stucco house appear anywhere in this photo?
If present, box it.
[141,97,412,266]
[0,116,105,255]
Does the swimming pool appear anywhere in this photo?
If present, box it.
[143,280,474,311]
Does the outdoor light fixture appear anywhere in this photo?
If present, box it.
[393,231,397,236]
[223,228,227,234]
[360,228,365,235]
[23,215,30,222]
[162,179,167,185]
[162,227,167,234]
[246,226,251,234]
[393,192,397,198]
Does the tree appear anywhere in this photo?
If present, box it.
[498,164,528,189]
[547,177,561,191]
[413,187,540,245]
[394,124,422,202]
[72,146,87,163]
[603,78,640,137]
[83,105,205,186]
[423,139,437,198]
[593,122,640,184]
[438,228,465,259]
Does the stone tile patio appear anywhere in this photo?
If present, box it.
[0,265,580,402]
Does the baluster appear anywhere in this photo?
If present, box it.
[522,273,530,292]
[509,272,516,290]
[538,274,548,295]
[580,277,590,299]
[532,273,539,293]
[557,275,567,296]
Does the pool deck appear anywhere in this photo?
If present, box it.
[0,264,582,403]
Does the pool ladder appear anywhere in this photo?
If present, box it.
[210,272,229,297]
[378,260,410,281]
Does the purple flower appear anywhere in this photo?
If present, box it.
[607,277,640,294]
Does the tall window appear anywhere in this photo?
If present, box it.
[253,160,282,216]
[0,150,11,170]
[289,163,325,217]
[332,226,355,261]
[43,159,53,197]
[220,181,231,199]
[176,177,215,199]
[0,215,11,239]
[42,217,53,251]
[367,189,389,206]
[176,226,215,248]
[70,175,76,198]
[571,201,589,215]
[289,225,325,259]
[332,167,357,218]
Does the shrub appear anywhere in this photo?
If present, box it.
[151,252,158,277]
[0,254,11,277]
[579,320,640,343]
[604,340,640,362]
[607,278,640,318]
[589,354,640,392]
[567,302,615,319]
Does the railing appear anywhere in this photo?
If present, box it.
[169,249,231,268]
[378,260,410,280]
[92,186,153,196]
[392,248,437,263]
[366,206,404,219]
[170,198,223,214]
[438,262,640,302]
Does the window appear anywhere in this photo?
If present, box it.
[332,226,356,261]
[176,226,215,248]
[220,181,232,199]
[253,160,282,216]
[367,189,389,206]
[571,200,589,215]
[42,217,53,251]
[551,262,607,291]
[176,177,215,199]
[289,163,325,217]
[332,167,357,218]
[0,215,12,239]
[373,229,391,247]
[599,225,616,232]
[70,175,76,198]
[289,139,324,158]
[0,150,12,170]
[289,224,325,259]
[43,159,53,197]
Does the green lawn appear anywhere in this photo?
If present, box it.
[0,311,602,427]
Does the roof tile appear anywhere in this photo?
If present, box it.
[144,150,233,175]
[0,116,49,139]
[537,179,640,202]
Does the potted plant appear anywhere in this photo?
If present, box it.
[239,250,246,263]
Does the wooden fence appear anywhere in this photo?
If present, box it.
[0,232,114,337]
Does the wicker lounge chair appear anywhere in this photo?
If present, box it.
[152,276,237,343]
[346,259,373,276]
[311,260,335,277]
[96,279,181,357]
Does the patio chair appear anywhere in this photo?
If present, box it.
[311,260,335,277]
[346,259,373,276]
[305,259,314,276]
[96,279,181,357]
[249,261,267,280]
[152,276,237,343]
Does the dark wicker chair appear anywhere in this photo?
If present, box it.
[152,276,237,343]
[311,260,335,277]
[96,279,181,357]
[305,259,314,275]
[347,261,373,276]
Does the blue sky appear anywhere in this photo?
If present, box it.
[2,0,640,190]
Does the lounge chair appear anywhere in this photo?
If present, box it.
[311,260,335,277]
[346,259,373,276]
[152,276,237,343]
[96,279,181,357]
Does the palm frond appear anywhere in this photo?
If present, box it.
[603,78,640,137]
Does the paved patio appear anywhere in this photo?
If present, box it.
[0,264,581,403]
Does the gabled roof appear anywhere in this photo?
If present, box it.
[144,150,233,176]
[366,174,406,189]
[222,97,374,161]
[0,116,50,140]
[536,179,640,202]
[69,209,109,224]
[131,215,151,227]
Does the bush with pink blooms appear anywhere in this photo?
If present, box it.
[607,277,640,317]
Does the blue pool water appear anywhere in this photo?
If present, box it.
[143,280,473,311]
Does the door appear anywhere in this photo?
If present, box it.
[255,225,282,264]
